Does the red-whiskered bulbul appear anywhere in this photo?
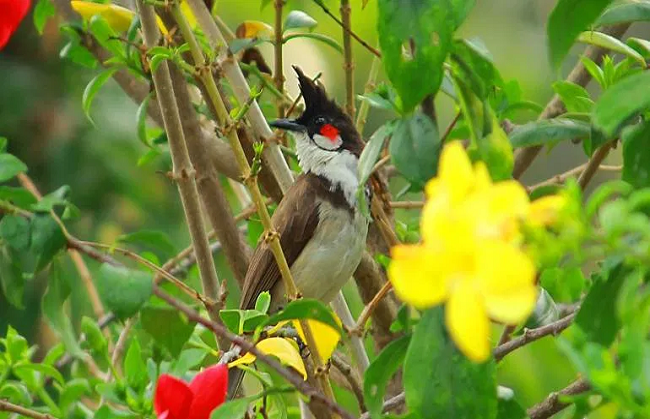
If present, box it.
[228,66,369,395]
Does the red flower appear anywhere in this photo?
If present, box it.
[0,0,31,50]
[154,364,228,419]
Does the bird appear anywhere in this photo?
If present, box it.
[228,65,370,395]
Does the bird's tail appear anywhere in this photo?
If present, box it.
[227,365,245,399]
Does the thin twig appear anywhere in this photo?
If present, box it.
[0,400,56,419]
[577,142,614,190]
[527,163,621,192]
[355,49,380,134]
[353,280,392,334]
[331,352,366,411]
[331,293,370,372]
[512,24,630,179]
[359,393,405,419]
[137,1,226,349]
[370,155,391,176]
[274,0,286,118]
[389,200,424,209]
[152,286,355,419]
[109,318,134,380]
[441,111,461,142]
[340,0,354,118]
[493,313,576,362]
[527,377,591,419]
[312,0,381,57]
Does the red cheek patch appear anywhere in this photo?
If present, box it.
[320,124,339,141]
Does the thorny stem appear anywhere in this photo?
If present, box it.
[340,0,355,118]
[274,0,286,118]
[312,0,381,57]
[169,3,337,409]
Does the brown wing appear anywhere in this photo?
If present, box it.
[239,174,322,309]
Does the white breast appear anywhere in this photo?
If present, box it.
[270,199,368,308]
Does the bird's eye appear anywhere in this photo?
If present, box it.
[314,116,326,126]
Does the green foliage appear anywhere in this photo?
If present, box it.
[592,71,650,137]
[403,308,497,419]
[33,0,56,34]
[258,299,342,336]
[509,119,591,148]
[364,335,410,419]
[95,264,153,320]
[283,10,317,31]
[622,120,650,188]
[547,0,615,68]
[0,154,27,183]
[598,1,650,26]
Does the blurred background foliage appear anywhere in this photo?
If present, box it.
[1,1,646,417]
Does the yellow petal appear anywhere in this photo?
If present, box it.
[473,162,493,191]
[71,1,168,34]
[179,0,197,29]
[294,317,341,364]
[388,245,449,309]
[235,21,274,39]
[528,195,566,226]
[445,281,490,362]
[266,320,290,336]
[228,337,307,380]
[477,241,537,324]
[427,141,474,203]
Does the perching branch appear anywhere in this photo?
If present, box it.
[274,0,286,118]
[493,312,577,362]
[340,0,355,118]
[0,400,57,419]
[512,23,630,179]
[527,377,591,419]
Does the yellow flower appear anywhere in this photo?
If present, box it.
[294,317,342,364]
[228,337,307,380]
[387,141,564,362]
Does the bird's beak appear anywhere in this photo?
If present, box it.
[269,118,306,132]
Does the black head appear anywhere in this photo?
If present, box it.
[270,66,362,156]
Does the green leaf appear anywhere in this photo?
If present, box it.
[171,348,207,376]
[622,120,650,188]
[580,56,607,89]
[255,291,271,314]
[627,37,650,60]
[124,339,147,391]
[136,93,153,147]
[211,394,260,419]
[30,185,70,213]
[597,1,650,26]
[450,38,497,99]
[576,262,629,346]
[476,115,513,180]
[0,137,6,152]
[0,154,27,183]
[117,230,176,259]
[260,299,342,335]
[389,112,441,188]
[42,260,82,357]
[547,0,615,69]
[60,38,98,69]
[283,10,317,31]
[509,119,591,148]
[450,0,476,29]
[364,335,411,419]
[540,267,586,303]
[358,122,394,187]
[577,31,646,67]
[592,71,650,137]
[83,68,119,125]
[0,246,24,309]
[0,187,37,208]
[496,391,527,419]
[377,0,454,112]
[13,361,65,386]
[33,0,56,34]
[403,307,497,419]
[96,264,153,320]
[59,378,91,413]
[81,316,108,356]
[88,15,125,60]
[141,306,196,357]
[552,81,594,113]
[30,215,66,272]
[283,33,343,53]
[0,215,31,252]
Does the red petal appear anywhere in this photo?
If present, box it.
[154,375,193,419]
[187,364,229,419]
[0,0,31,49]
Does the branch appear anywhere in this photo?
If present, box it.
[152,286,355,419]
[185,0,294,194]
[331,352,366,411]
[390,200,424,209]
[359,392,405,419]
[527,377,591,419]
[0,400,56,419]
[340,0,355,118]
[527,163,621,192]
[512,23,630,179]
[493,312,576,362]
[577,142,614,190]
[274,0,286,118]
[355,49,380,134]
[331,292,370,372]
[169,64,251,287]
[137,0,226,348]
[312,0,381,57]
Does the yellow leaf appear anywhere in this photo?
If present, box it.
[228,337,307,380]
[293,316,342,364]
[71,1,169,34]
[235,21,274,39]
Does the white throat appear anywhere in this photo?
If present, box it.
[294,131,360,207]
